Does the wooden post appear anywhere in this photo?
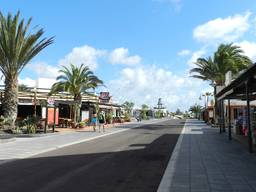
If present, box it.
[34,89,37,116]
[219,100,222,134]
[53,105,56,133]
[222,100,226,133]
[228,99,232,140]
[245,81,253,153]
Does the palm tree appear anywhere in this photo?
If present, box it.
[18,84,30,92]
[0,11,53,126]
[122,101,134,117]
[190,43,252,123]
[190,43,252,86]
[50,64,103,123]
[189,104,202,119]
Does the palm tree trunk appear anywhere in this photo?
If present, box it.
[3,76,18,127]
[73,95,82,124]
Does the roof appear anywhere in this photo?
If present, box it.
[216,63,256,101]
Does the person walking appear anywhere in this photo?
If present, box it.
[98,111,105,132]
[91,113,97,132]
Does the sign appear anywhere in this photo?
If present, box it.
[81,111,89,121]
[48,108,59,125]
[99,92,111,103]
[47,98,55,106]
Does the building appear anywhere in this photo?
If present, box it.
[0,84,121,130]
[216,64,256,153]
[154,98,167,117]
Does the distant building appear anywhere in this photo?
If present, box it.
[154,98,167,117]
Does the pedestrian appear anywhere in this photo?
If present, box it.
[98,111,105,132]
[237,112,243,135]
[91,113,97,132]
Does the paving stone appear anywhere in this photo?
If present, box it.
[164,119,256,192]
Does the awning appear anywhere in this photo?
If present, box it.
[216,63,256,101]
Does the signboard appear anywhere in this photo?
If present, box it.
[47,108,59,125]
[209,111,213,118]
[47,98,55,106]
[99,92,111,103]
[81,110,89,121]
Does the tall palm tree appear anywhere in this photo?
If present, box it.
[50,64,103,123]
[190,43,252,86]
[0,11,53,126]
[190,43,252,123]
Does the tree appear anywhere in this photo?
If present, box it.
[190,43,252,86]
[189,104,202,119]
[141,104,149,120]
[190,43,252,122]
[18,84,30,92]
[0,11,53,126]
[200,92,213,108]
[122,101,134,117]
[50,64,103,123]
[175,108,182,115]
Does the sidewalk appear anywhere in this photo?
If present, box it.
[158,119,256,192]
[0,118,166,165]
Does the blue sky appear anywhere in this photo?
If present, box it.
[1,0,256,111]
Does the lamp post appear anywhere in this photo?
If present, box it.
[200,92,213,109]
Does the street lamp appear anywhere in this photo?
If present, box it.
[200,92,213,109]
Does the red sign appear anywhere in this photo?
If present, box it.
[48,108,59,125]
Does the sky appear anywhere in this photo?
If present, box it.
[1,0,256,111]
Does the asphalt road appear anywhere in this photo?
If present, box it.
[0,119,185,192]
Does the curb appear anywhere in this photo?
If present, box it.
[0,137,16,144]
[157,119,187,192]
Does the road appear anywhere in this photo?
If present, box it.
[0,119,185,192]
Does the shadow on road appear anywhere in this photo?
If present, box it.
[0,134,182,192]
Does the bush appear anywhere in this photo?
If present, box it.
[106,112,113,124]
[124,114,131,122]
[78,121,86,128]
[22,116,39,134]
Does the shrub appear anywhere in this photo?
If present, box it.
[78,121,86,128]
[22,116,39,134]
[106,112,113,124]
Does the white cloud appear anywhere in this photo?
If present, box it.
[178,49,191,56]
[58,45,106,70]
[236,40,256,61]
[18,77,36,87]
[187,49,206,67]
[108,65,208,111]
[193,12,251,44]
[109,47,141,66]
[37,78,56,89]
[28,62,59,79]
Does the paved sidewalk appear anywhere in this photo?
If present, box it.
[159,119,256,192]
[0,118,166,165]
